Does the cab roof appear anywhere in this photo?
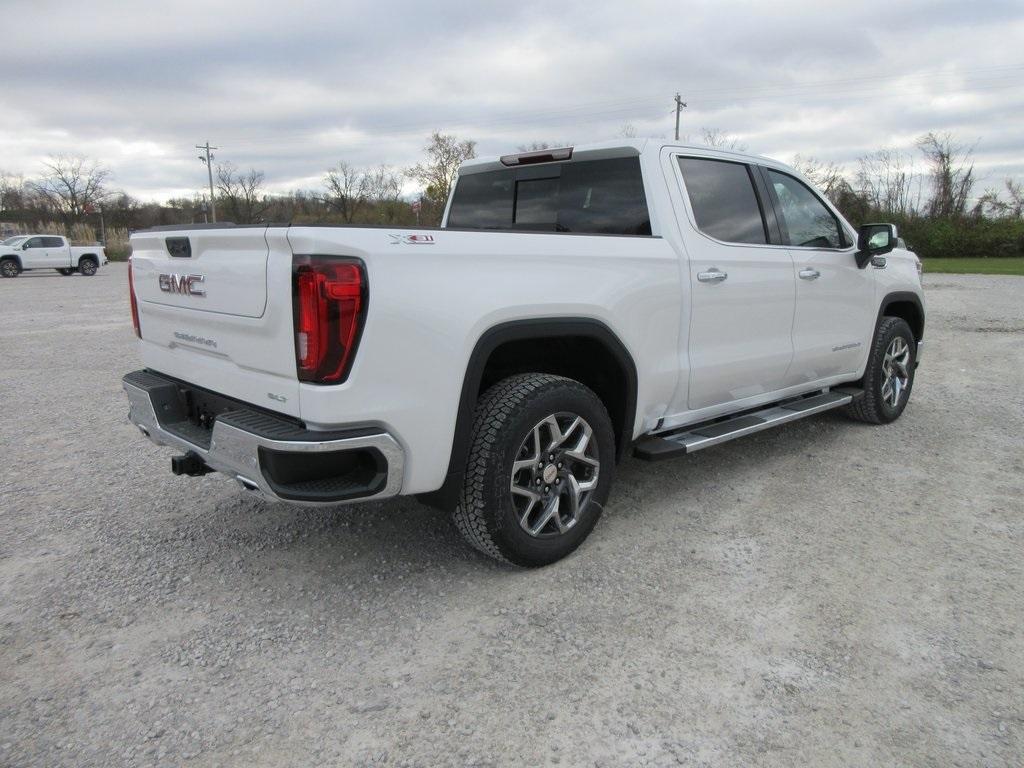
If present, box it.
[459,138,788,176]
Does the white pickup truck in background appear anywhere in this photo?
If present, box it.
[122,139,925,566]
[0,234,107,277]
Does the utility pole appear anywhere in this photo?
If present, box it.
[674,92,687,142]
[196,142,218,222]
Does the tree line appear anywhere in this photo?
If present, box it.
[1,129,1021,260]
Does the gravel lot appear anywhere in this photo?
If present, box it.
[1,264,1022,768]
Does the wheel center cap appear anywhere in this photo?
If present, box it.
[542,464,558,484]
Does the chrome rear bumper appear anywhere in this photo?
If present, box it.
[123,370,404,505]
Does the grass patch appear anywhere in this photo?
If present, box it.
[923,258,1024,276]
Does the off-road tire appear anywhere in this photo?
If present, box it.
[844,316,916,424]
[453,373,615,567]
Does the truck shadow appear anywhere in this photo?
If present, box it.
[188,409,859,577]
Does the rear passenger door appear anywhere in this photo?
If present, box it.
[43,236,69,267]
[674,156,796,411]
[761,168,875,384]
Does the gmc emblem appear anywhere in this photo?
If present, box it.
[159,273,206,296]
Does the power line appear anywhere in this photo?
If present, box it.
[186,63,1024,163]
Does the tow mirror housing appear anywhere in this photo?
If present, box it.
[856,223,898,268]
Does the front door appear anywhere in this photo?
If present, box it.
[21,237,52,268]
[675,156,796,411]
[762,168,876,383]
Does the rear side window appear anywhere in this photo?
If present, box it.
[447,157,651,236]
[766,169,844,249]
[677,157,767,245]
[43,236,64,247]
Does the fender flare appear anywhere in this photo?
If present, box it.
[877,291,925,340]
[419,317,638,510]
[1,254,23,271]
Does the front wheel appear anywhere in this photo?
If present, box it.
[453,373,616,567]
[0,258,19,278]
[844,316,916,424]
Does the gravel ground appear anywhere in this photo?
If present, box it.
[1,264,1022,768]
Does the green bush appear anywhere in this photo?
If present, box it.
[896,217,1024,260]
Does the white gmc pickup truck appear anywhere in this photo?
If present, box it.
[0,235,107,277]
[123,140,924,566]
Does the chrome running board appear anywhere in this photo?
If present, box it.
[633,388,860,461]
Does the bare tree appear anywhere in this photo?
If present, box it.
[216,162,269,224]
[323,162,369,223]
[856,148,921,217]
[407,132,476,210]
[1,171,28,213]
[364,165,402,206]
[791,155,849,204]
[28,155,111,221]
[917,132,976,218]
[700,128,747,152]
[974,178,1024,219]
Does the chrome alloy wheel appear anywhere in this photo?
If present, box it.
[0,261,18,277]
[880,336,911,408]
[510,412,600,538]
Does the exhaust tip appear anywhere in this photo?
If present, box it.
[236,476,260,492]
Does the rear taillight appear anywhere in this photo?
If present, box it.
[292,256,366,384]
[128,259,141,338]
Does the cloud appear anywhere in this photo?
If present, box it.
[2,0,1022,199]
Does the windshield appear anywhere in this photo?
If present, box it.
[2,236,27,247]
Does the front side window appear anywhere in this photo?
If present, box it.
[24,237,44,248]
[447,157,651,236]
[767,170,843,249]
[677,157,767,245]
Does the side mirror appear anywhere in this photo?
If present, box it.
[22,243,29,250]
[855,223,897,268]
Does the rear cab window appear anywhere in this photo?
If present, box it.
[447,156,652,236]
[676,157,768,245]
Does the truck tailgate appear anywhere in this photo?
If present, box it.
[130,227,301,417]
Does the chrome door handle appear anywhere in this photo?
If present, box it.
[697,269,728,284]
[798,268,820,280]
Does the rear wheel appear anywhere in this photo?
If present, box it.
[78,258,98,276]
[453,373,615,567]
[0,258,19,278]
[57,268,75,276]
[844,316,916,424]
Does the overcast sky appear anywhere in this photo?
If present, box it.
[3,0,1022,201]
